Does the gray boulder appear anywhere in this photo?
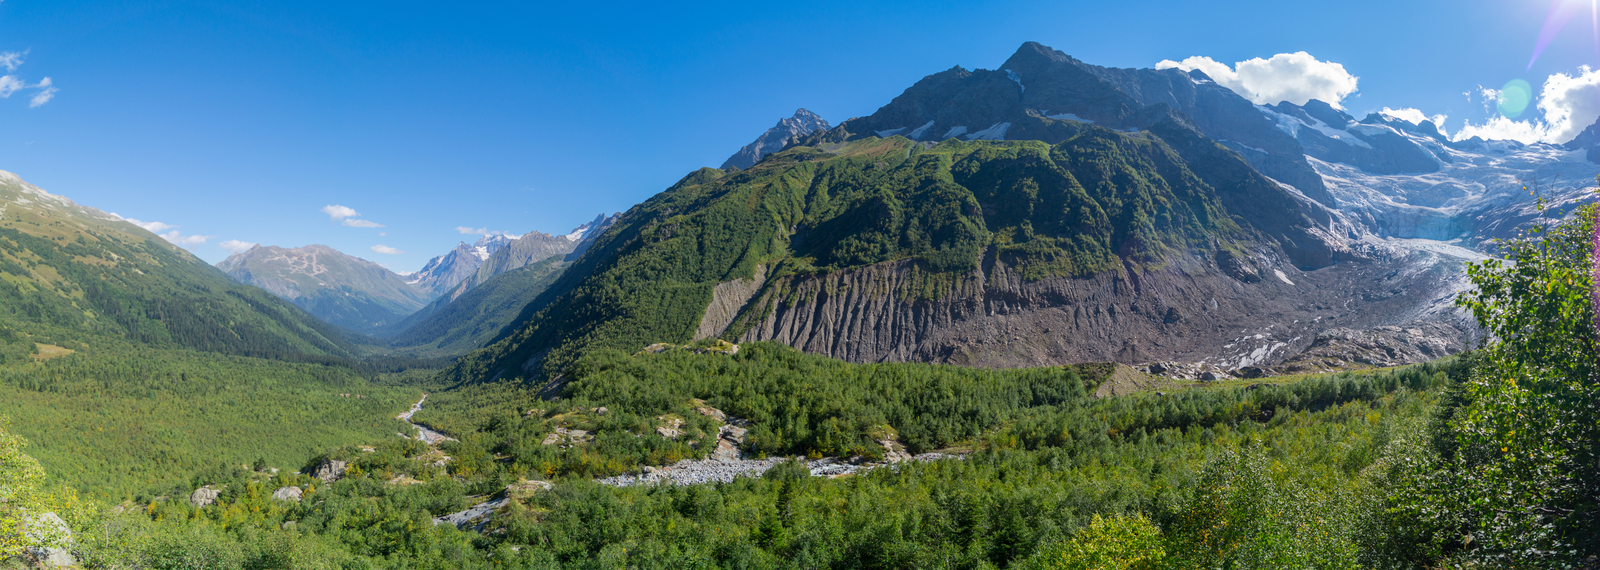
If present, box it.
[313,459,348,484]
[189,486,221,508]
[271,486,303,502]
[25,512,75,568]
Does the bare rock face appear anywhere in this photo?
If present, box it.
[271,486,303,502]
[313,460,348,484]
[736,243,1473,370]
[189,486,221,508]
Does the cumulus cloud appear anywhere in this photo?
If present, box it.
[342,218,384,228]
[456,226,488,235]
[370,245,404,255]
[1453,67,1600,144]
[1156,52,1359,108]
[322,204,359,220]
[219,240,258,253]
[1380,107,1449,135]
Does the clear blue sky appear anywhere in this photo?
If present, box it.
[1,0,1593,270]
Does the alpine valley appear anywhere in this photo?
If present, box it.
[2,39,1597,570]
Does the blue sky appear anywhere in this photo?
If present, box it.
[2,0,1596,271]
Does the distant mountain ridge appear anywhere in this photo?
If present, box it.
[408,234,513,298]
[217,244,432,334]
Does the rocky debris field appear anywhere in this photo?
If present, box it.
[595,452,965,488]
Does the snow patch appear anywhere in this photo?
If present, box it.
[1045,112,1093,123]
[942,126,969,139]
[908,120,936,139]
[1004,69,1024,92]
[1273,269,1294,285]
[874,127,906,138]
[965,122,1010,141]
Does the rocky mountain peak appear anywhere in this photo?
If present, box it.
[719,109,833,170]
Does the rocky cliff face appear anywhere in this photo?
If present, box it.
[720,109,832,170]
[731,240,1474,369]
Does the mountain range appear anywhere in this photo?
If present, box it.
[215,215,615,336]
[441,41,1600,386]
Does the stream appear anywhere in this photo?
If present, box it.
[398,394,455,445]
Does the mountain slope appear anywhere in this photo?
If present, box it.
[441,125,1362,385]
[217,244,431,334]
[0,170,359,360]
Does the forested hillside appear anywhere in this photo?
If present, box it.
[442,125,1345,388]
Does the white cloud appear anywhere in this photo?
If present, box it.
[1380,107,1449,135]
[219,240,257,253]
[322,204,359,220]
[1156,52,1360,108]
[370,245,404,255]
[159,231,212,247]
[456,226,489,235]
[117,216,176,233]
[0,75,21,98]
[28,77,55,107]
[0,51,23,73]
[1453,67,1600,144]
[342,218,384,228]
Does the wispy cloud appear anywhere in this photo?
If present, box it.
[160,231,213,247]
[29,78,55,108]
[118,216,175,233]
[1156,52,1359,108]
[456,226,489,235]
[371,245,404,255]
[0,51,24,73]
[0,51,58,107]
[322,204,359,220]
[342,218,384,228]
[219,240,258,253]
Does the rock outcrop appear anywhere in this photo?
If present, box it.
[24,512,75,569]
[312,459,348,484]
[189,486,221,508]
[271,486,303,502]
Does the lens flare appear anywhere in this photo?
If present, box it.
[1531,0,1587,70]
[1498,79,1535,118]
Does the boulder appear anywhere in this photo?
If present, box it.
[189,486,221,508]
[24,512,75,568]
[271,486,303,502]
[313,459,348,484]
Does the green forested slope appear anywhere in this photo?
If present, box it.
[0,172,362,360]
[0,333,417,500]
[444,125,1305,386]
